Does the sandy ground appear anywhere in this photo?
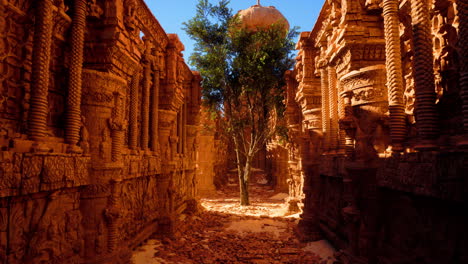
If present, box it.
[132,181,336,264]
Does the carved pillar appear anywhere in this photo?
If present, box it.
[382,0,406,151]
[129,72,141,150]
[65,0,87,152]
[104,180,121,253]
[458,0,468,140]
[141,59,151,151]
[411,0,439,148]
[343,92,355,157]
[159,110,178,163]
[328,66,339,151]
[338,82,347,151]
[151,71,160,152]
[28,0,54,142]
[109,92,125,162]
[320,66,330,151]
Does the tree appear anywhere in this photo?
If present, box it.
[184,0,297,205]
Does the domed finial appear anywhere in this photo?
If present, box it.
[257,0,260,6]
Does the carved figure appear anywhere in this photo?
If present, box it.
[99,128,110,160]
[87,0,103,19]
[124,0,138,32]
[79,116,90,154]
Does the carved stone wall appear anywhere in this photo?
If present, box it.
[287,0,468,263]
[266,138,289,192]
[196,106,229,193]
[0,0,201,263]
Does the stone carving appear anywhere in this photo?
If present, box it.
[0,0,202,262]
[411,0,440,148]
[151,69,161,152]
[365,0,381,11]
[109,92,126,162]
[431,2,462,135]
[87,0,103,19]
[83,91,114,103]
[29,0,54,143]
[141,38,153,151]
[458,0,468,138]
[124,0,138,32]
[328,66,339,150]
[285,1,467,263]
[65,0,87,153]
[382,0,406,151]
[320,65,330,150]
[129,72,141,151]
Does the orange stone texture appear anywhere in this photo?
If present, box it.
[0,0,202,263]
[284,0,468,263]
[196,105,230,194]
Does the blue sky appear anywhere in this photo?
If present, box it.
[147,0,324,61]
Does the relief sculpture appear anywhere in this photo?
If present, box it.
[0,0,201,263]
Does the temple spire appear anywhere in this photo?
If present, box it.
[257,0,260,5]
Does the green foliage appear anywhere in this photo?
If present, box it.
[182,0,233,112]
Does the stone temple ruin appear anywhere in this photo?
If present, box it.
[1,0,468,263]
[0,0,201,262]
[283,0,468,263]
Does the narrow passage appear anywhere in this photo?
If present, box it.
[132,173,336,264]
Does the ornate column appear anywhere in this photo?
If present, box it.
[328,66,339,151]
[458,0,468,143]
[129,72,141,150]
[104,180,122,253]
[342,91,355,157]
[411,0,439,149]
[65,0,87,152]
[151,70,160,152]
[320,63,330,151]
[159,110,178,164]
[297,38,322,131]
[109,92,125,162]
[338,82,347,152]
[28,0,54,143]
[382,0,406,151]
[141,55,151,151]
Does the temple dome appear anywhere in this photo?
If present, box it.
[236,4,289,32]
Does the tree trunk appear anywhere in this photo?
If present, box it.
[233,137,250,205]
[239,156,252,205]
[239,171,249,205]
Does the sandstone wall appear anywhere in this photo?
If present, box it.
[266,139,289,192]
[196,107,229,193]
[0,0,201,263]
[287,0,468,263]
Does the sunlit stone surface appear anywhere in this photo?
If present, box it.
[236,3,290,32]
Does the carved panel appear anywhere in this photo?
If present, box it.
[7,191,82,264]
[340,66,388,106]
[0,2,34,135]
